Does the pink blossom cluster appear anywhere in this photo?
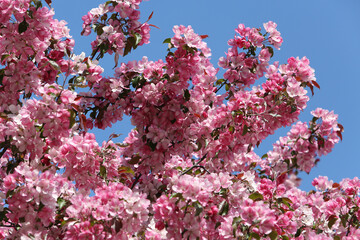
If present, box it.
[64,182,150,239]
[81,0,151,59]
[218,22,283,90]
[0,0,357,239]
[265,108,341,174]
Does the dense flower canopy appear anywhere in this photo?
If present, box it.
[0,0,358,239]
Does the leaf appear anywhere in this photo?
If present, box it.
[194,141,202,152]
[308,83,314,96]
[340,214,348,227]
[163,38,171,44]
[338,123,344,132]
[249,191,264,201]
[118,166,135,175]
[215,222,221,229]
[108,133,122,141]
[336,131,343,141]
[115,143,129,148]
[200,35,209,39]
[242,125,249,136]
[218,200,229,216]
[149,24,160,29]
[193,201,203,216]
[68,109,76,129]
[261,153,268,159]
[312,80,320,89]
[44,0,52,7]
[96,26,104,36]
[183,89,190,101]
[232,216,242,237]
[123,38,133,56]
[57,197,68,210]
[216,78,225,85]
[268,230,278,240]
[100,165,107,178]
[225,83,230,91]
[250,232,260,240]
[128,155,141,164]
[113,53,119,69]
[277,197,293,207]
[146,11,154,22]
[290,105,297,113]
[266,46,274,57]
[327,215,337,229]
[295,227,303,237]
[170,192,183,199]
[134,32,142,46]
[1,54,9,62]
[18,18,29,34]
[229,126,234,133]
[48,60,61,71]
[115,219,122,233]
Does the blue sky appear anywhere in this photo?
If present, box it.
[52,0,360,191]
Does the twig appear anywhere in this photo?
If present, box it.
[180,154,208,176]
[130,173,142,189]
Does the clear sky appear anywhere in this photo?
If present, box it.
[52,0,360,191]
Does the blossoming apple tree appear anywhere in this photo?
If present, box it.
[0,0,358,239]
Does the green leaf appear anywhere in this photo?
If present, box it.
[225,83,230,91]
[232,216,242,237]
[328,215,337,229]
[57,197,67,210]
[183,89,190,101]
[163,38,171,44]
[193,201,203,216]
[266,46,274,57]
[261,153,268,159]
[333,236,341,240]
[18,18,29,34]
[268,230,278,240]
[340,214,348,228]
[218,200,229,216]
[170,192,183,199]
[277,197,293,207]
[48,60,61,71]
[216,78,225,85]
[147,140,157,151]
[115,143,130,148]
[194,141,202,152]
[6,190,15,198]
[229,126,235,133]
[38,201,45,211]
[96,26,104,36]
[215,221,221,229]
[134,32,142,46]
[249,191,264,201]
[1,55,9,62]
[118,166,135,175]
[100,165,107,178]
[242,125,249,136]
[295,226,304,237]
[123,38,133,56]
[0,210,8,222]
[68,109,76,129]
[250,232,260,240]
